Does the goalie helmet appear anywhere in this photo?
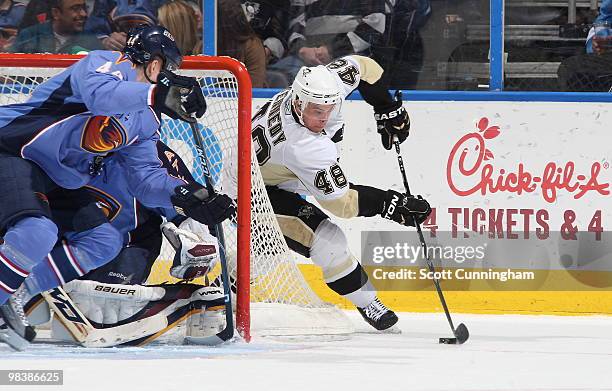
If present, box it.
[123,25,182,72]
[290,65,340,125]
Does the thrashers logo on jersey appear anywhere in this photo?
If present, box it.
[84,186,122,221]
[80,116,127,154]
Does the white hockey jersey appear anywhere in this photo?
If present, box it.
[252,56,365,202]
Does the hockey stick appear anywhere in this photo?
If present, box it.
[392,138,469,345]
[188,121,235,344]
[41,287,168,347]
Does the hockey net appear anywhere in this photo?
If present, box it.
[0,54,353,341]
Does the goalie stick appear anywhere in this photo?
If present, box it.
[188,121,235,344]
[392,134,469,345]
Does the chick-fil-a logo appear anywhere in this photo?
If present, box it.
[446,117,610,203]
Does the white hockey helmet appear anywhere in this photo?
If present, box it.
[291,65,341,125]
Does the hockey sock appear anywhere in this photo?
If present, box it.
[25,241,88,297]
[24,223,122,298]
[0,216,58,305]
[326,263,376,309]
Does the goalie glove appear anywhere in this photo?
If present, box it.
[153,70,206,123]
[381,189,431,227]
[161,221,219,280]
[374,91,410,150]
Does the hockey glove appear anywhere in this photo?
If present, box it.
[374,94,410,150]
[153,70,207,123]
[171,183,236,226]
[161,221,219,280]
[381,189,431,227]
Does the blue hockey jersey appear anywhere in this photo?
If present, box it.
[85,140,190,245]
[0,50,184,209]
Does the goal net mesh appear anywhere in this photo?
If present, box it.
[0,55,353,338]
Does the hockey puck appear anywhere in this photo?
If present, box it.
[439,337,458,344]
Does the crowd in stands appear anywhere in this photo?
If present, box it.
[0,0,610,91]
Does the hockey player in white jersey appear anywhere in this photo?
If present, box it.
[252,56,430,331]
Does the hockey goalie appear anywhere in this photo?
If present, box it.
[13,138,235,347]
[24,218,229,347]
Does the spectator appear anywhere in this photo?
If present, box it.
[185,0,202,45]
[11,0,102,54]
[557,0,612,91]
[375,0,431,90]
[268,0,387,83]
[85,0,165,51]
[241,0,288,65]
[0,0,25,51]
[18,0,50,30]
[158,0,200,55]
[218,0,267,87]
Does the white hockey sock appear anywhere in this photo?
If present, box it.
[342,280,377,309]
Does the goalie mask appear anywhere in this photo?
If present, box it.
[291,65,341,131]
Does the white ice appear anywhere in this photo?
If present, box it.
[1,311,611,391]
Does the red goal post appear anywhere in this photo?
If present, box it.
[0,53,253,341]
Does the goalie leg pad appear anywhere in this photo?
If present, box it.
[52,281,225,346]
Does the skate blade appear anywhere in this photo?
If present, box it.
[0,327,30,351]
[356,325,402,334]
[380,325,401,334]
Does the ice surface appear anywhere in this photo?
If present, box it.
[1,311,611,391]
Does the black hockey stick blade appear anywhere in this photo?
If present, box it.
[391,138,470,345]
[439,323,469,345]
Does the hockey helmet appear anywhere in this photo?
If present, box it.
[123,25,182,72]
[290,65,340,124]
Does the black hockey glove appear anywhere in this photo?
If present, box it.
[154,70,207,123]
[380,189,431,227]
[171,183,235,226]
[374,94,410,150]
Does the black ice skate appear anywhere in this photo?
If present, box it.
[0,288,36,351]
[358,298,398,331]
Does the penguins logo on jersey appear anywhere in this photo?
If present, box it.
[81,116,127,153]
[298,205,315,219]
[84,186,122,221]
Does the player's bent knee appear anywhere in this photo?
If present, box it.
[4,215,58,261]
[91,223,123,262]
[72,223,123,270]
[17,215,58,249]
